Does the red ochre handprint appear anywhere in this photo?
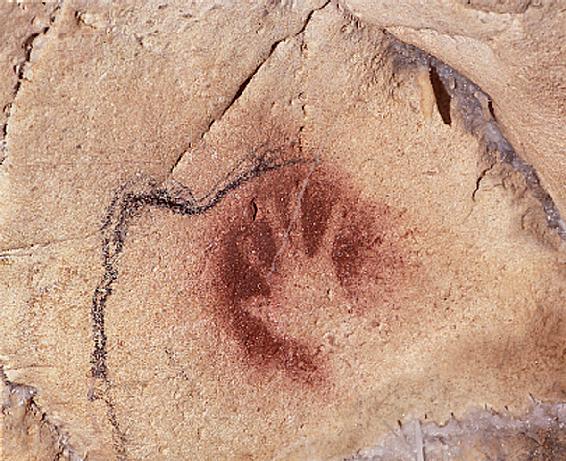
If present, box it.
[208,162,414,387]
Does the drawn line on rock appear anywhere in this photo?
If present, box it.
[89,151,307,458]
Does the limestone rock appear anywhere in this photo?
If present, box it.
[1,1,564,460]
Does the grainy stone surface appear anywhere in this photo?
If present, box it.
[343,0,566,222]
[1,1,564,460]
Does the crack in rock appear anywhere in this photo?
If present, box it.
[348,400,566,461]
[387,35,566,240]
[471,161,496,202]
[0,231,99,258]
[1,365,85,461]
[1,1,63,166]
[168,0,330,176]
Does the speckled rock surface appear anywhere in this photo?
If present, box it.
[1,1,564,460]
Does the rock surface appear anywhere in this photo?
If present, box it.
[1,1,564,460]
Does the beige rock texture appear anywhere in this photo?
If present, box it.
[342,0,566,226]
[1,1,564,460]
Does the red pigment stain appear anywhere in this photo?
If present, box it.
[301,175,336,257]
[208,163,412,387]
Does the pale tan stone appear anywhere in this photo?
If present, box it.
[343,0,566,220]
[1,1,564,460]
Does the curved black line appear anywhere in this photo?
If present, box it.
[89,151,305,458]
